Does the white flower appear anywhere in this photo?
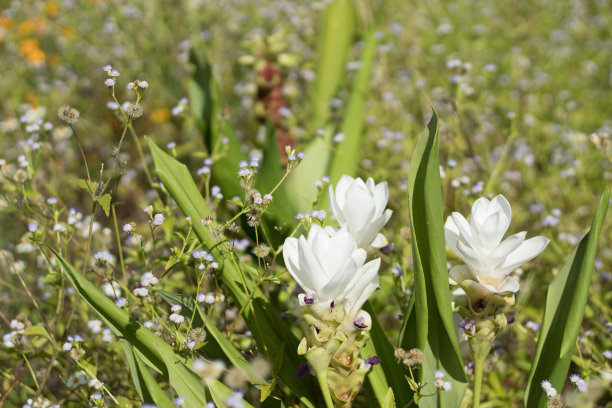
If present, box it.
[444,195,549,305]
[65,371,88,389]
[282,224,380,323]
[540,380,557,398]
[328,175,392,248]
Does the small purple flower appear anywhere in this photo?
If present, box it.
[353,316,368,329]
[364,356,381,365]
[297,363,311,378]
[303,294,316,305]
[473,299,486,312]
[380,243,395,254]
[506,316,515,324]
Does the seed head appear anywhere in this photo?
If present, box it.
[403,348,424,367]
[126,104,143,119]
[58,105,80,125]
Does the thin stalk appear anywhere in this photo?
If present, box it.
[472,354,485,408]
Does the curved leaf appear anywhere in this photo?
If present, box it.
[401,111,468,407]
[524,188,609,407]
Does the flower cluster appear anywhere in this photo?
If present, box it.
[282,175,391,405]
[445,195,549,306]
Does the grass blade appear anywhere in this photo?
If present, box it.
[120,340,175,408]
[523,188,609,407]
[402,111,468,407]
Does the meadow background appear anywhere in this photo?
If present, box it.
[0,0,611,407]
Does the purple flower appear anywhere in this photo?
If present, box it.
[380,243,395,254]
[364,356,381,365]
[297,363,311,378]
[353,316,368,329]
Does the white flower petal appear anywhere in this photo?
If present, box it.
[321,229,356,274]
[328,185,346,224]
[497,236,549,275]
[344,186,376,233]
[370,233,388,248]
[334,175,353,209]
[373,181,389,214]
[449,265,475,285]
[487,231,526,266]
[297,235,328,291]
[283,238,313,292]
[319,258,359,301]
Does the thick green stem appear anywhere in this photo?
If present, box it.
[472,354,485,408]
[315,370,334,408]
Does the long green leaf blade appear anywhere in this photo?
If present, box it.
[121,340,175,408]
[363,302,410,408]
[403,111,468,407]
[327,29,377,185]
[524,188,609,407]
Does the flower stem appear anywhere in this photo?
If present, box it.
[472,354,485,408]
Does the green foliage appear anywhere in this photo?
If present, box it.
[524,188,609,407]
[46,246,243,407]
[402,111,468,407]
[146,137,316,407]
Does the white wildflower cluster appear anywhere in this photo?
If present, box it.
[313,175,330,189]
[295,210,327,222]
[87,319,103,334]
[434,370,453,391]
[569,374,587,392]
[65,370,88,389]
[197,292,225,305]
[284,145,305,168]
[134,271,158,298]
[172,97,188,116]
[152,213,165,226]
[2,319,26,348]
[540,380,557,398]
[62,334,83,351]
[169,304,185,324]
[192,249,218,270]
[198,157,214,175]
[93,250,114,265]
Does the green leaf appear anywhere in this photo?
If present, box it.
[309,0,355,129]
[284,0,356,212]
[157,290,265,384]
[188,47,214,146]
[363,302,411,408]
[22,325,53,342]
[402,111,468,407]
[524,188,609,407]
[45,246,251,408]
[97,193,112,217]
[146,137,316,407]
[120,340,174,408]
[188,46,246,200]
[255,121,296,227]
[382,387,396,408]
[120,339,152,404]
[327,29,377,186]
